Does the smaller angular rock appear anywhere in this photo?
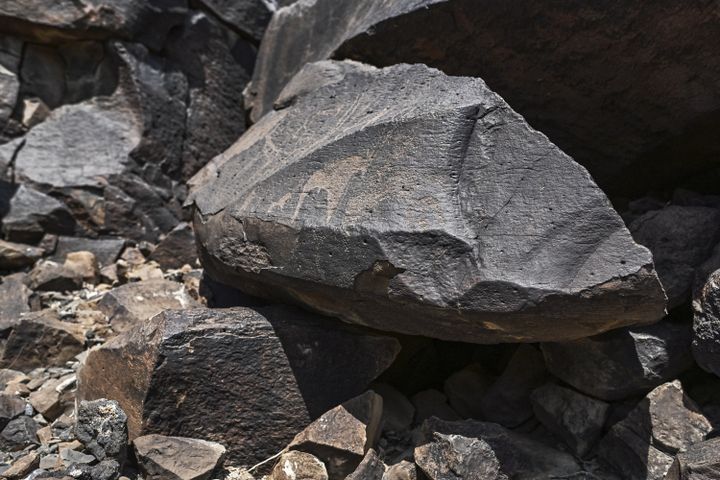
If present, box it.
[415,432,506,480]
[195,0,273,42]
[1,451,39,480]
[64,251,99,284]
[0,310,85,370]
[27,260,83,291]
[148,223,198,270]
[270,451,328,480]
[97,279,199,333]
[75,399,128,462]
[2,185,75,244]
[664,437,720,480]
[630,206,720,308]
[0,416,38,451]
[346,449,385,480]
[373,383,414,433]
[0,273,31,334]
[598,381,711,480]
[382,461,416,480]
[134,434,225,480]
[0,240,44,270]
[29,380,63,421]
[542,320,693,401]
[0,393,25,429]
[289,391,383,480]
[692,269,720,377]
[51,237,125,268]
[530,383,609,456]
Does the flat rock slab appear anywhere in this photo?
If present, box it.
[77,306,399,464]
[248,0,720,195]
[542,319,693,401]
[192,60,665,344]
[134,434,225,480]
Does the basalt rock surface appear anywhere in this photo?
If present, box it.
[191,60,666,344]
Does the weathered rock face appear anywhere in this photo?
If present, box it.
[269,451,329,480]
[247,0,720,195]
[133,434,226,480]
[75,399,129,463]
[195,0,274,43]
[191,60,665,344]
[416,418,581,479]
[598,381,711,480]
[77,307,399,464]
[693,269,720,378]
[542,319,693,401]
[664,437,720,480]
[1,185,76,243]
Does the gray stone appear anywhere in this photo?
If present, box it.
[0,240,44,270]
[0,393,25,430]
[530,383,609,457]
[0,416,38,451]
[75,399,128,462]
[192,60,665,344]
[195,0,273,42]
[598,381,711,480]
[246,0,720,196]
[77,307,399,464]
[0,310,85,370]
[542,319,694,401]
[416,417,581,479]
[97,279,199,333]
[289,391,383,480]
[51,237,125,268]
[2,185,76,244]
[410,390,460,424]
[28,260,82,291]
[148,223,198,270]
[346,449,385,480]
[269,451,328,480]
[134,434,225,480]
[0,273,31,334]
[664,437,720,480]
[0,36,21,131]
[630,206,720,308]
[692,269,720,378]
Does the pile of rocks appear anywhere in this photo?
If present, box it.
[2,1,720,480]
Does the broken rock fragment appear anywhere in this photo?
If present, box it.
[346,449,385,480]
[692,269,720,378]
[542,319,693,401]
[148,223,198,270]
[269,450,328,480]
[1,185,76,244]
[0,239,44,270]
[0,273,31,334]
[134,434,225,480]
[77,307,399,464]
[192,60,665,344]
[75,399,128,462]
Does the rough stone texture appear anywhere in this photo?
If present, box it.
[247,0,720,196]
[692,269,720,377]
[134,434,225,480]
[346,449,385,480]
[97,279,199,333]
[630,206,720,308]
[598,381,712,480]
[75,399,129,462]
[1,185,76,244]
[192,60,665,344]
[77,307,399,464]
[530,383,609,457]
[0,310,85,370]
[416,418,580,479]
[0,37,21,131]
[289,391,383,480]
[382,461,416,480]
[64,251,99,283]
[148,223,198,270]
[0,273,31,334]
[195,0,273,43]
[664,437,720,480]
[542,319,694,401]
[0,393,25,430]
[0,239,44,269]
[27,260,83,291]
[269,450,329,480]
[1,451,39,480]
[51,236,125,267]
[0,416,37,451]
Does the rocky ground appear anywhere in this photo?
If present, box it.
[2,1,720,480]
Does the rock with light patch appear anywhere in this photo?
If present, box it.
[269,450,328,480]
[134,434,225,480]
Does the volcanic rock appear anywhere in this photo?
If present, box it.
[0,310,85,370]
[372,383,414,433]
[192,60,665,344]
[664,437,720,480]
[0,416,38,451]
[542,319,693,401]
[247,0,720,195]
[0,37,21,131]
[346,449,385,480]
[133,434,225,480]
[0,393,25,429]
[692,269,720,377]
[97,279,198,333]
[288,391,383,480]
[416,417,580,479]
[75,399,128,462]
[0,273,31,334]
[598,381,711,480]
[269,451,328,480]
[630,206,720,308]
[148,223,198,270]
[530,383,609,457]
[1,185,76,244]
[77,307,399,464]
[0,239,44,270]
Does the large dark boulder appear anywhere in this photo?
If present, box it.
[191,60,665,344]
[77,306,399,464]
[247,0,720,195]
